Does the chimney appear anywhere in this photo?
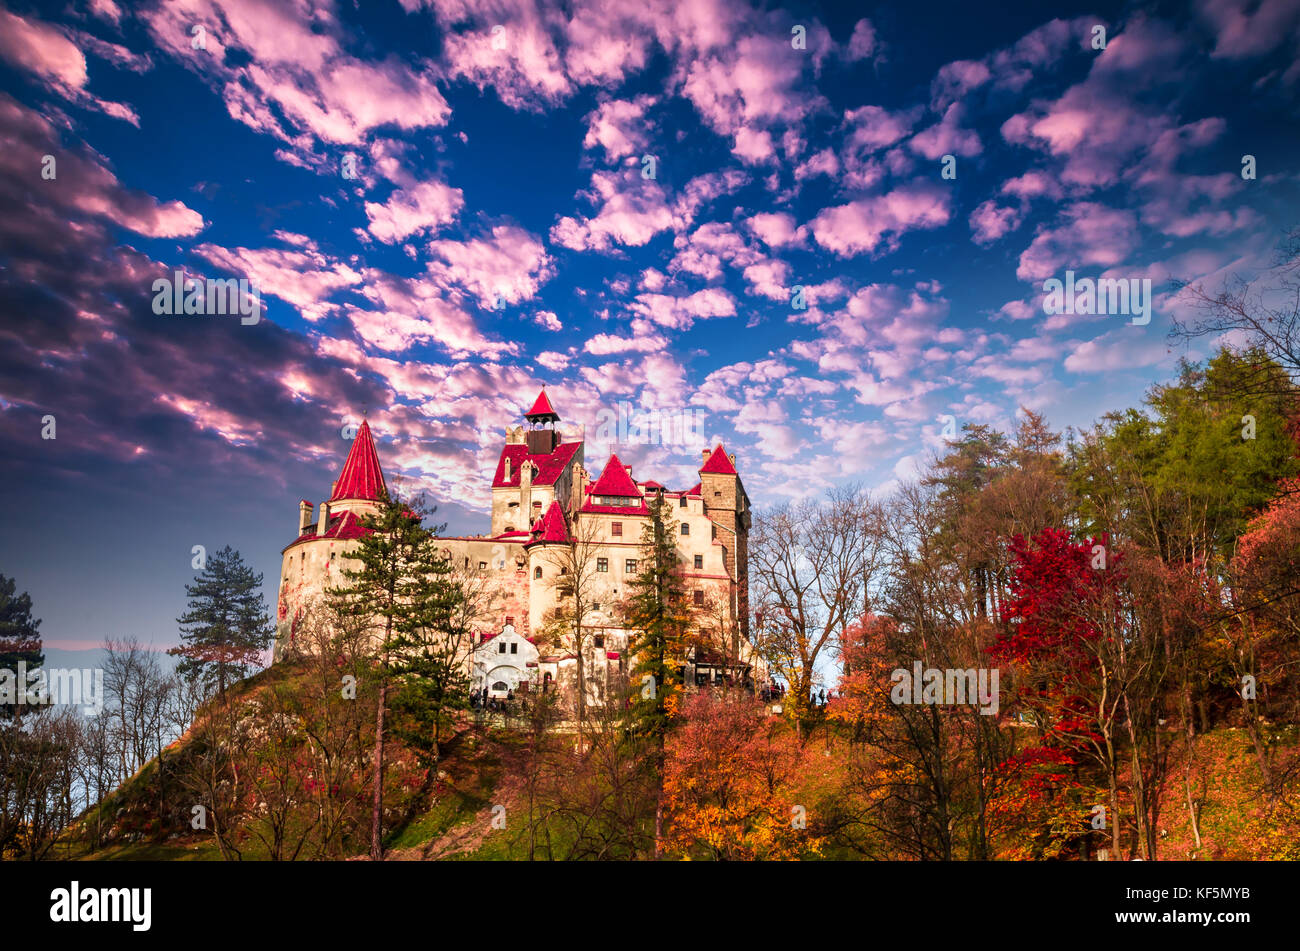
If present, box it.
[729,453,736,468]
[298,500,313,534]
[520,461,533,514]
[702,448,710,465]
[330,480,339,497]
[316,501,331,537]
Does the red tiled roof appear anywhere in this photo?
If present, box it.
[589,452,641,497]
[331,420,387,501]
[524,388,559,419]
[283,509,373,552]
[527,500,571,545]
[688,483,702,496]
[491,441,581,489]
[639,480,665,489]
[699,444,737,476]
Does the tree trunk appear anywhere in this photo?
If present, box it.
[371,679,387,860]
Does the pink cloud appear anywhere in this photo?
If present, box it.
[143,0,450,160]
[845,19,878,61]
[1016,202,1141,282]
[746,212,804,248]
[810,184,951,257]
[365,180,464,243]
[0,8,139,123]
[909,102,981,160]
[582,94,657,161]
[426,224,555,308]
[550,169,674,251]
[195,243,362,321]
[1197,0,1300,61]
[970,200,1024,245]
[629,288,737,330]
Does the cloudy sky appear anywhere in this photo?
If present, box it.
[2,0,1298,651]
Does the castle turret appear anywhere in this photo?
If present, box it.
[698,443,751,639]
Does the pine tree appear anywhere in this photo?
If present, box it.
[327,490,465,859]
[172,546,272,704]
[622,495,695,857]
[0,574,43,719]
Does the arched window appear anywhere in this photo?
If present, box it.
[534,566,543,579]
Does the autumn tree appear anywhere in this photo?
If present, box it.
[750,485,883,733]
[623,494,694,857]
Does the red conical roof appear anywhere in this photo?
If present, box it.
[700,444,738,475]
[589,452,641,497]
[331,420,387,501]
[524,388,559,421]
[527,500,571,545]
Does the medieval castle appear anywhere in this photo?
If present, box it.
[275,390,759,705]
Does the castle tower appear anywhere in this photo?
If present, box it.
[698,444,751,641]
[274,421,388,659]
[490,389,583,535]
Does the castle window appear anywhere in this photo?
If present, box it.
[679,496,687,508]
[597,558,609,572]
[694,555,703,570]
[693,591,705,606]
[508,501,519,509]
[611,521,622,536]
[510,643,518,654]
[498,642,506,654]
[479,561,487,570]
[598,495,638,508]
[625,559,637,573]
[534,567,542,579]
[593,603,601,612]
[680,524,689,536]
[714,491,721,498]
[594,635,605,648]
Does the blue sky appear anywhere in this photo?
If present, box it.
[1,0,1299,651]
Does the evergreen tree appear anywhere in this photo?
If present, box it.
[622,495,694,857]
[172,546,273,703]
[328,490,465,859]
[0,573,43,718]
